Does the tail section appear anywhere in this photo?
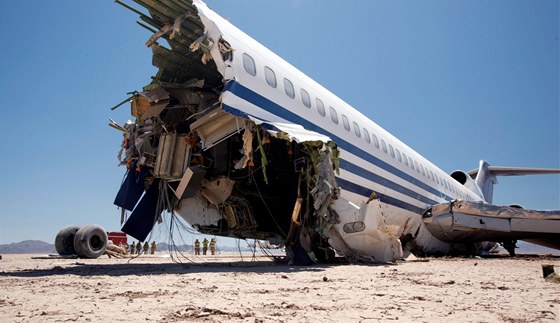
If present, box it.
[468,160,560,204]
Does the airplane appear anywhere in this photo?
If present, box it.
[104,0,560,263]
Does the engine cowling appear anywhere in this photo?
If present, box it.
[450,170,485,200]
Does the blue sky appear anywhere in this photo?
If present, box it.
[0,0,558,246]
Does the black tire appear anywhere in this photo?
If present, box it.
[55,225,80,255]
[73,224,108,259]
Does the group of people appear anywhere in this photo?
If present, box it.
[126,241,157,255]
[119,238,217,256]
[194,238,217,255]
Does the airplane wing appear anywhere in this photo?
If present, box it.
[422,200,560,252]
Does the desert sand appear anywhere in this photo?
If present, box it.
[0,252,558,322]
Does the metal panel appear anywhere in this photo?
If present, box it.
[452,213,511,232]
[511,219,560,234]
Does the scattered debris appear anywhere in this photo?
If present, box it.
[542,264,560,283]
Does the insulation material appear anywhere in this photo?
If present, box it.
[310,145,339,218]
[309,145,403,263]
[234,123,254,169]
[171,11,195,40]
[145,23,173,48]
[131,88,170,119]
[189,33,214,64]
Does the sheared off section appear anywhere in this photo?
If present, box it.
[118,0,223,87]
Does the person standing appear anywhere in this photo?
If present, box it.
[194,239,201,255]
[143,241,149,254]
[210,238,216,255]
[136,241,142,255]
[151,241,156,254]
[202,238,209,255]
[130,241,136,254]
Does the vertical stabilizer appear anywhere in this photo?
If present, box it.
[474,161,497,203]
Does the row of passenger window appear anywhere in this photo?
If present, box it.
[243,53,469,200]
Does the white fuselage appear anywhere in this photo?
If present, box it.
[191,0,483,253]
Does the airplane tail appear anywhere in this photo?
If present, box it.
[468,160,560,204]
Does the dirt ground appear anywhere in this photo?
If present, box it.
[0,252,559,322]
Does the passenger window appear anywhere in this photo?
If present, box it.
[388,144,395,158]
[363,128,371,144]
[420,165,426,176]
[371,133,380,148]
[381,139,388,153]
[353,122,361,137]
[329,106,339,124]
[264,66,277,88]
[414,161,420,172]
[284,78,295,99]
[243,53,256,76]
[402,152,409,166]
[301,89,311,108]
[316,98,326,117]
[342,115,350,131]
[395,148,402,162]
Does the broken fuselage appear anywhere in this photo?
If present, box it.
[113,0,499,262]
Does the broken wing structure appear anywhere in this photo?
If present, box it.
[424,200,560,254]
[112,0,402,263]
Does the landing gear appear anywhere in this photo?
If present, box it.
[502,240,518,257]
[55,224,108,259]
[54,225,80,255]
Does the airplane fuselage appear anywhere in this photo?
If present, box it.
[113,0,559,261]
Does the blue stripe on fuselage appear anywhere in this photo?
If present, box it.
[222,80,452,209]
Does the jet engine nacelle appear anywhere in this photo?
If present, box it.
[450,170,485,200]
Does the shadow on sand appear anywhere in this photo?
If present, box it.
[0,258,384,278]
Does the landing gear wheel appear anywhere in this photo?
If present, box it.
[73,224,108,259]
[55,225,80,255]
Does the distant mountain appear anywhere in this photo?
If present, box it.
[0,240,56,254]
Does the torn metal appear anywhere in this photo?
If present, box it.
[111,0,403,263]
[424,200,560,250]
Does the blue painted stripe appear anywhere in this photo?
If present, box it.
[339,159,438,205]
[222,80,452,208]
[337,177,425,214]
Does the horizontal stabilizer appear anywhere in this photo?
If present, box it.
[468,166,560,177]
[468,160,560,203]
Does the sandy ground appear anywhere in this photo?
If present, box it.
[0,252,559,322]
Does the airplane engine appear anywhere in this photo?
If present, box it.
[450,170,484,199]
